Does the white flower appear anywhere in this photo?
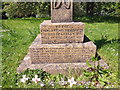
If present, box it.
[5,13,9,16]
[51,84,54,86]
[68,77,77,87]
[49,81,54,86]
[20,75,29,83]
[16,83,18,85]
[86,81,91,85]
[59,78,67,86]
[38,82,45,87]
[24,57,30,60]
[106,86,109,88]
[32,75,41,83]
[7,72,10,75]
[40,83,44,87]
[36,14,39,18]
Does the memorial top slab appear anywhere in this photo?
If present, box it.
[41,20,84,25]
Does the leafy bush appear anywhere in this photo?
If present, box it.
[3,2,50,18]
[73,2,119,17]
[2,2,119,19]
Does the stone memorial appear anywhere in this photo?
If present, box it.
[51,0,73,23]
[17,0,107,75]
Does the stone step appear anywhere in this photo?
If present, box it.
[17,53,108,75]
[29,34,96,63]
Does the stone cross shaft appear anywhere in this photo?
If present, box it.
[51,0,73,23]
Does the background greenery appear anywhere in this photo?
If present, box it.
[2,2,120,19]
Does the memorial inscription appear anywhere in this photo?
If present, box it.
[30,46,96,63]
[40,20,84,44]
[29,34,96,63]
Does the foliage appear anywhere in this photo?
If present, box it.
[83,57,111,88]
[3,2,50,18]
[73,2,119,17]
[2,2,119,19]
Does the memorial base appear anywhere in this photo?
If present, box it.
[17,34,108,75]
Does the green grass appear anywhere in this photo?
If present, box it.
[1,16,119,88]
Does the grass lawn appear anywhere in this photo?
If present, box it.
[1,16,119,88]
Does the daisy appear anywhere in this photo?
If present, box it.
[32,75,41,83]
[68,77,77,87]
[20,75,29,83]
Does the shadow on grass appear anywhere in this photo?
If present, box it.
[84,35,119,60]
[94,38,119,50]
[74,15,119,23]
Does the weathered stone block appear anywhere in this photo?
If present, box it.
[40,20,84,44]
[51,0,73,23]
[29,34,96,63]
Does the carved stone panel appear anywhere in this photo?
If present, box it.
[51,0,73,23]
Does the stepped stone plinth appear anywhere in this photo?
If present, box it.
[17,0,107,75]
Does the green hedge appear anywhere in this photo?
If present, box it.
[2,2,119,19]
[3,2,50,18]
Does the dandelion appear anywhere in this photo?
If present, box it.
[68,77,77,87]
[59,78,67,86]
[20,75,29,83]
[32,75,41,83]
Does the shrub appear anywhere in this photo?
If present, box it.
[3,2,50,18]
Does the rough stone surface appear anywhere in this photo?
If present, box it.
[29,34,96,63]
[17,53,108,75]
[40,20,84,44]
[51,0,73,23]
